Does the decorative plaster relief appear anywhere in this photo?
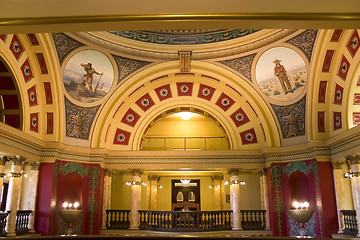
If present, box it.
[47,112,54,134]
[333,84,344,105]
[240,128,257,144]
[112,54,150,83]
[287,29,318,61]
[121,108,140,127]
[230,107,250,127]
[198,84,215,101]
[27,85,37,106]
[9,35,24,61]
[216,93,235,111]
[347,30,359,57]
[176,82,193,96]
[221,53,256,81]
[271,96,306,138]
[30,113,39,132]
[52,33,83,64]
[333,112,342,130]
[337,55,350,81]
[318,81,327,103]
[318,112,326,133]
[113,128,131,145]
[21,58,33,82]
[353,113,360,126]
[154,84,172,101]
[65,98,99,139]
[43,82,53,104]
[135,93,155,112]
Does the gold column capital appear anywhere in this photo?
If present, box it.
[0,156,8,166]
[332,160,344,169]
[148,175,160,181]
[211,174,224,181]
[9,156,26,166]
[130,169,143,176]
[31,162,40,170]
[258,168,266,176]
[227,168,239,176]
[346,154,360,165]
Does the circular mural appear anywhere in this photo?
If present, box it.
[63,50,114,103]
[255,47,307,102]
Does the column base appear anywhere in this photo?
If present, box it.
[6,232,16,237]
[232,227,242,231]
[129,226,139,230]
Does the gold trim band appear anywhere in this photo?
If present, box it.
[1,13,360,26]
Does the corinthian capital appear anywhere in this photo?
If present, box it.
[0,156,8,166]
[332,160,344,169]
[346,155,360,165]
[9,156,26,166]
[131,169,143,176]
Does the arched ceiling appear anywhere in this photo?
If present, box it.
[0,28,359,157]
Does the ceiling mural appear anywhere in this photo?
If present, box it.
[63,49,114,103]
[255,46,307,102]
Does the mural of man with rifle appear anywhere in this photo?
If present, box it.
[80,63,103,95]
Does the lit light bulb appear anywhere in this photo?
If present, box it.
[63,202,69,209]
[304,202,309,209]
[224,181,229,185]
[209,185,212,189]
[73,202,79,209]
[293,201,300,209]
[159,186,163,189]
[68,203,73,208]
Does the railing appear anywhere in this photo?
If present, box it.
[105,210,131,229]
[341,210,358,236]
[240,210,266,230]
[0,212,8,236]
[141,136,229,151]
[139,210,232,231]
[15,210,32,235]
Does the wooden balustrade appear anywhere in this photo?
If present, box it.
[240,210,266,230]
[15,210,32,234]
[106,209,266,232]
[105,210,131,229]
[341,210,358,236]
[139,210,232,231]
[0,212,8,236]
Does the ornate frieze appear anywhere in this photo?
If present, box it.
[52,33,84,64]
[221,53,256,81]
[287,29,318,61]
[271,96,306,138]
[65,98,99,140]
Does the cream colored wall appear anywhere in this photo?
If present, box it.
[148,117,225,137]
[239,173,261,210]
[111,173,261,211]
[342,165,355,210]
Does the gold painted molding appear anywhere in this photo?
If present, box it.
[1,13,360,33]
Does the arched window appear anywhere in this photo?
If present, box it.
[176,191,184,202]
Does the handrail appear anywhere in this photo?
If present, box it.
[139,210,232,232]
[240,210,266,230]
[105,210,130,230]
[340,210,358,236]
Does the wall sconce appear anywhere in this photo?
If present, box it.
[152,185,163,189]
[224,180,245,185]
[209,184,220,189]
[125,181,147,186]
[62,201,80,210]
[344,160,360,178]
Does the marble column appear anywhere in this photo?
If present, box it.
[148,176,159,211]
[0,156,8,202]
[212,175,223,211]
[5,156,25,237]
[259,169,270,230]
[332,160,346,233]
[102,169,113,229]
[129,169,143,230]
[26,162,40,233]
[347,155,360,237]
[228,169,241,230]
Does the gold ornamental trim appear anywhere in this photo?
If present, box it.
[1,13,360,27]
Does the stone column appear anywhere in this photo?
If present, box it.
[259,169,270,230]
[148,176,159,211]
[129,169,143,230]
[332,160,346,233]
[228,169,241,230]
[102,169,113,229]
[212,175,223,211]
[347,155,360,237]
[19,162,31,209]
[5,156,25,237]
[27,162,40,233]
[0,156,8,202]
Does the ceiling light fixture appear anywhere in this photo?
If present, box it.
[180,176,191,185]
